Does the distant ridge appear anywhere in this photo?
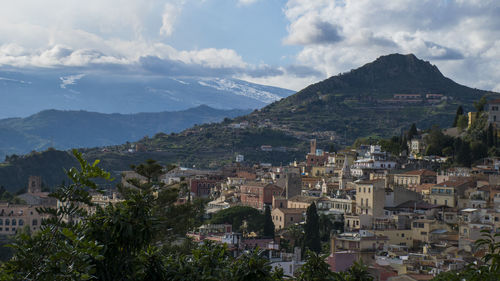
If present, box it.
[0,105,251,159]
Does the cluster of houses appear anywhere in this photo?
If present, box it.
[5,100,500,279]
[0,175,121,236]
[172,135,500,280]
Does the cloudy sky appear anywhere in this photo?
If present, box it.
[1,0,499,91]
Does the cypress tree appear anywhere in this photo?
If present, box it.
[263,205,275,238]
[495,130,498,147]
[407,123,418,140]
[457,141,472,167]
[487,123,494,147]
[304,202,321,253]
[453,106,464,127]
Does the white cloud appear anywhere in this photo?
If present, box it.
[238,0,259,6]
[282,0,500,91]
[160,2,184,37]
[177,48,247,68]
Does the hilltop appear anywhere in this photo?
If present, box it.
[248,54,495,140]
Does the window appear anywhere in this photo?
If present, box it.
[0,219,2,225]
[420,231,427,235]
[5,219,9,226]
[12,219,16,226]
[290,217,294,221]
[32,219,37,226]
[401,233,405,237]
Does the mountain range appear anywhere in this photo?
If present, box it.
[0,105,251,160]
[1,53,499,191]
[0,69,293,118]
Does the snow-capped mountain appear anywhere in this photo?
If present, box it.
[0,68,294,118]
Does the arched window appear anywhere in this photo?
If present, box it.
[5,219,10,226]
[0,219,2,225]
[19,219,24,226]
[11,219,16,226]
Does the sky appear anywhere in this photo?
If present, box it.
[0,0,500,91]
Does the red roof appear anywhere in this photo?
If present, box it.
[403,169,437,176]
[489,99,500,104]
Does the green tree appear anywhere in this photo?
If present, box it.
[318,214,335,242]
[456,115,468,131]
[209,206,264,234]
[343,261,373,281]
[263,205,275,238]
[456,140,472,167]
[453,105,464,127]
[1,150,111,280]
[487,123,494,147]
[473,96,487,112]
[407,123,418,140]
[296,250,340,281]
[230,249,283,281]
[470,141,488,162]
[304,202,321,253]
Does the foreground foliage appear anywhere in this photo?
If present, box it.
[0,152,371,280]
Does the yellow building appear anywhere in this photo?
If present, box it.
[428,180,472,207]
[355,179,386,217]
[374,229,413,247]
[0,203,46,235]
[393,169,436,189]
[468,112,476,128]
[271,208,305,230]
[411,219,450,245]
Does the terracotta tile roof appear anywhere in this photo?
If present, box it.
[488,98,500,104]
[403,169,437,176]
[415,183,435,193]
[435,179,472,187]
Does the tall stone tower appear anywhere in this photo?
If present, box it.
[28,175,42,193]
[310,139,317,155]
[339,154,352,189]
